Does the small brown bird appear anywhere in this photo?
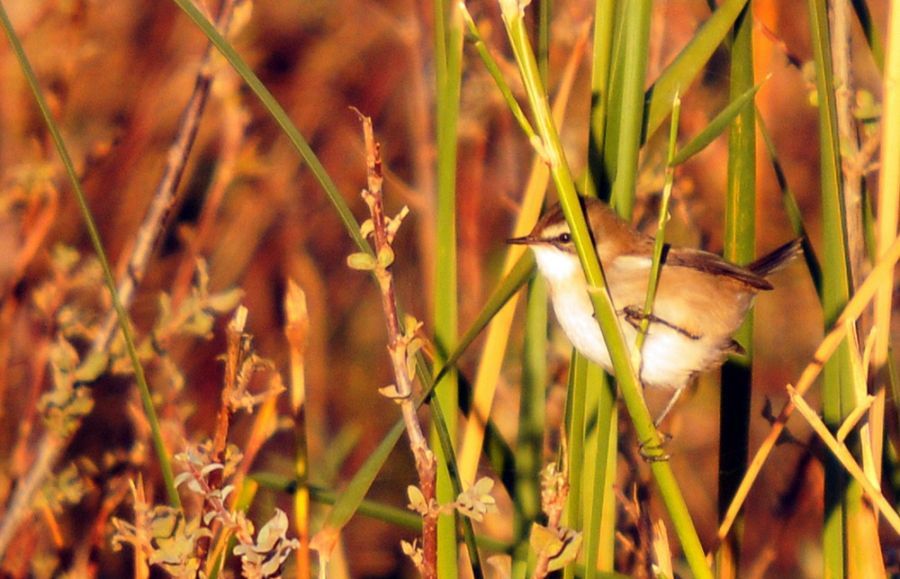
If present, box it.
[509,197,801,421]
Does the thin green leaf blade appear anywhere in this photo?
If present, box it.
[671,81,764,167]
[644,0,749,140]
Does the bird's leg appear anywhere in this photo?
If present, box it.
[621,305,647,329]
[654,386,685,427]
[622,305,702,341]
[636,388,684,463]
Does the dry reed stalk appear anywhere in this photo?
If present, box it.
[713,232,900,555]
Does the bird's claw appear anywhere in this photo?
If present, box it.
[638,433,671,463]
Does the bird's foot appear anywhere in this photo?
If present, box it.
[638,434,671,463]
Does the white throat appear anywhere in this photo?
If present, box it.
[531,245,617,371]
[531,245,584,284]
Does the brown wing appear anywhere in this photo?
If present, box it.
[666,247,773,291]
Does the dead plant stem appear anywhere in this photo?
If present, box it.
[356,111,437,579]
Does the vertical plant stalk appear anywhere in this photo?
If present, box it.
[808,1,863,576]
[583,3,618,573]
[563,351,588,558]
[536,0,551,83]
[433,1,462,574]
[832,0,866,292]
[513,276,547,574]
[355,114,438,578]
[456,12,587,487]
[583,4,651,568]
[285,280,312,579]
[311,253,532,566]
[831,2,886,574]
[583,370,616,578]
[498,2,711,577]
[873,0,900,500]
[585,0,616,199]
[608,0,651,219]
[635,95,681,354]
[197,305,253,567]
[211,308,247,458]
[718,5,755,576]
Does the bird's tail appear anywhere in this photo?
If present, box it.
[749,238,804,278]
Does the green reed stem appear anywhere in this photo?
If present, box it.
[717,5,755,575]
[498,2,711,576]
[808,1,857,576]
[434,1,463,574]
[514,276,548,574]
[636,94,680,352]
[583,4,618,574]
[608,0,651,219]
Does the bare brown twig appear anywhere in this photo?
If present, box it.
[92,0,240,353]
[349,111,438,578]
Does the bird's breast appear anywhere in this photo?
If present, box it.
[548,280,615,370]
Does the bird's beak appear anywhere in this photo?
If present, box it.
[506,235,535,245]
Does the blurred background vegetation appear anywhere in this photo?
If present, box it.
[0,0,896,577]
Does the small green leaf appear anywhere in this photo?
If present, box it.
[75,351,109,383]
[403,314,420,332]
[347,252,376,271]
[386,206,409,240]
[455,477,498,522]
[499,0,526,20]
[51,243,80,273]
[854,89,881,122]
[360,218,375,239]
[376,245,394,268]
[174,472,193,489]
[401,539,424,570]
[206,288,245,312]
[378,384,404,402]
[256,509,290,550]
[529,524,583,572]
[406,485,429,516]
[183,309,215,337]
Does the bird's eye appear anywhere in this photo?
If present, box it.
[558,233,572,243]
